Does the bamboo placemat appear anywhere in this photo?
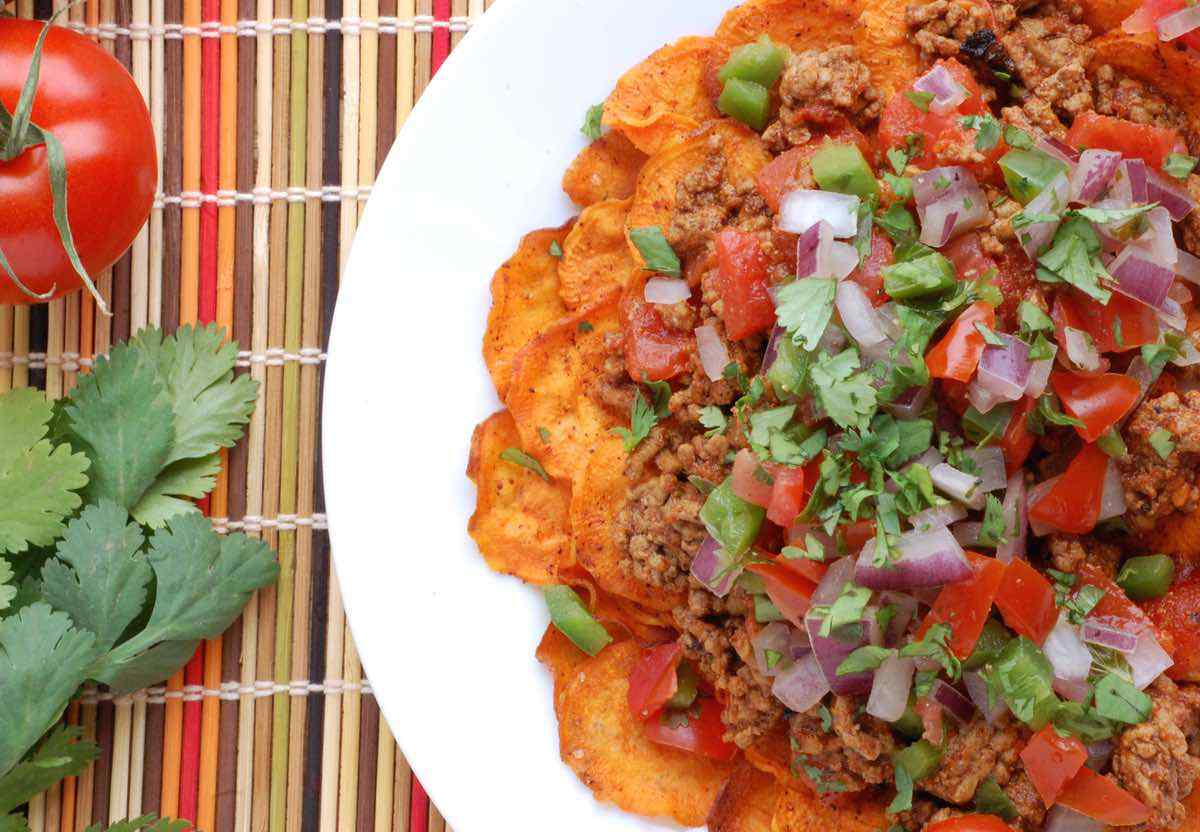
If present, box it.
[0,0,489,829]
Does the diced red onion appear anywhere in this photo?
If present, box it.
[913,447,945,470]
[1098,459,1126,522]
[1158,297,1189,332]
[867,656,916,722]
[1082,619,1139,654]
[1037,135,1082,165]
[875,303,904,342]
[964,670,1006,724]
[913,64,969,115]
[1112,246,1175,310]
[1018,173,1070,258]
[1026,476,1059,537]
[805,612,874,695]
[1086,740,1114,771]
[644,277,692,305]
[691,535,741,597]
[1177,249,1200,286]
[836,280,888,348]
[886,385,931,420]
[1131,206,1179,269]
[772,652,831,712]
[695,325,730,382]
[1044,612,1092,681]
[878,591,919,645]
[977,334,1033,403]
[1054,676,1093,703]
[964,447,1007,493]
[1130,630,1174,689]
[790,626,813,659]
[1123,158,1150,203]
[796,221,832,279]
[1070,149,1122,205]
[1128,355,1158,401]
[1173,334,1200,368]
[732,448,775,508]
[812,556,857,606]
[997,471,1027,563]
[914,166,974,209]
[1063,327,1102,372]
[920,187,989,248]
[780,190,859,238]
[1157,2,1200,39]
[753,621,796,677]
[968,375,1006,414]
[1025,344,1057,398]
[932,679,976,722]
[910,502,967,532]
[818,322,848,355]
[931,462,985,509]
[862,605,885,647]
[828,242,861,280]
[1145,168,1197,221]
[952,521,982,547]
[855,526,973,589]
[1046,805,1105,832]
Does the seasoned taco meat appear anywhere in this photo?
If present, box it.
[1046,533,1123,577]
[763,46,881,151]
[1119,391,1200,532]
[789,697,896,792]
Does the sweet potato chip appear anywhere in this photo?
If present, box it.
[770,785,888,832]
[715,0,857,51]
[627,119,772,243]
[1087,32,1200,124]
[853,0,923,99]
[1079,0,1142,40]
[552,640,736,827]
[467,410,575,585]
[559,198,641,310]
[506,292,621,482]
[483,224,573,400]
[562,132,648,208]
[745,723,794,785]
[1143,511,1200,567]
[536,622,591,694]
[571,433,688,613]
[603,36,719,156]
[709,762,781,832]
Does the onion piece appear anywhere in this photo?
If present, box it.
[920,187,989,248]
[867,656,916,722]
[695,325,730,382]
[931,462,985,509]
[763,325,786,372]
[691,535,742,597]
[813,557,857,606]
[1123,158,1150,203]
[1054,676,1092,703]
[1044,612,1092,682]
[1082,619,1139,654]
[886,385,931,420]
[1157,2,1200,40]
[644,277,692,305]
[753,622,796,677]
[1159,297,1189,333]
[796,221,833,279]
[1112,246,1175,310]
[997,471,1028,563]
[913,166,974,209]
[855,526,973,589]
[968,376,1006,415]
[879,592,920,645]
[931,679,976,722]
[1025,343,1058,398]
[1098,459,1126,522]
[780,190,860,238]
[829,242,861,280]
[1026,476,1059,538]
[1146,168,1197,221]
[1017,173,1070,258]
[963,447,1007,494]
[1045,805,1105,832]
[913,63,969,114]
[772,652,831,712]
[964,671,1006,724]
[1070,149,1122,205]
[952,521,982,547]
[805,612,874,696]
[910,502,967,532]
[1177,250,1200,286]
[1063,327,1103,372]
[913,447,945,470]
[1130,630,1174,689]
[1037,135,1082,165]
[977,333,1032,403]
[1130,206,1179,269]
[837,281,887,348]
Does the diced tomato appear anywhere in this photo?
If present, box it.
[642,696,739,761]
[1027,444,1110,535]
[746,561,818,627]
[1000,396,1038,476]
[878,59,1003,181]
[926,815,1016,832]
[945,233,998,283]
[995,558,1059,643]
[778,554,829,585]
[1053,290,1160,354]
[1050,371,1141,443]
[620,291,693,382]
[1020,725,1088,807]
[1055,767,1152,826]
[754,126,873,211]
[1146,576,1200,681]
[849,228,894,306]
[766,465,813,528]
[926,302,995,383]
[1078,562,1154,637]
[918,551,1007,659]
[839,519,875,553]
[939,378,973,417]
[1066,112,1183,170]
[628,642,683,721]
[1124,0,1200,49]
[716,229,775,340]
[992,244,1039,329]
[732,449,776,509]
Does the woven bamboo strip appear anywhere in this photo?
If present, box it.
[148,0,166,327]
[354,698,379,832]
[93,700,114,827]
[393,0,412,135]
[372,722,394,832]
[337,631,363,832]
[356,0,377,220]
[413,0,429,98]
[28,795,44,832]
[109,697,132,824]
[44,781,61,832]
[43,298,64,400]
[0,305,11,393]
[390,748,410,832]
[128,695,146,819]
[318,571,346,832]
[449,0,464,48]
[13,306,30,388]
[74,700,96,832]
[374,0,394,165]
[179,0,202,325]
[128,0,152,331]
[427,806,445,832]
[336,0,359,270]
[61,704,79,832]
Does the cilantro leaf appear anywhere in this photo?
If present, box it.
[698,405,727,436]
[883,173,913,202]
[86,818,193,832]
[1037,217,1112,304]
[130,454,222,528]
[0,389,89,555]
[810,349,878,431]
[0,603,97,775]
[1149,427,1176,460]
[899,622,961,680]
[612,388,661,453]
[978,494,1008,548]
[581,102,605,141]
[499,447,551,481]
[889,764,914,814]
[1164,153,1197,180]
[775,278,837,351]
[0,726,98,815]
[629,227,681,277]
[837,645,897,676]
[960,115,1001,151]
[1018,300,1054,334]
[1003,125,1033,150]
[1070,204,1155,227]
[0,560,13,614]
[876,204,919,243]
[1094,673,1152,724]
[905,90,934,112]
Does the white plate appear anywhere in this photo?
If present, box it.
[323,1,740,829]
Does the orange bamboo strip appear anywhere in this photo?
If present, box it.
[60,703,79,832]
[391,748,411,832]
[179,0,202,325]
[159,669,185,820]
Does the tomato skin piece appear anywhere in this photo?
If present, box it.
[918,551,1007,659]
[995,559,1059,644]
[766,465,813,528]
[839,519,875,553]
[850,228,894,306]
[1053,290,1160,354]
[754,126,873,212]
[1066,112,1181,170]
[944,233,998,283]
[1124,0,1200,48]
[620,291,693,382]
[746,561,817,627]
[1027,444,1110,535]
[926,302,995,383]
[1050,371,1141,443]
[642,697,739,761]
[1055,767,1152,826]
[1146,577,1200,680]
[0,20,158,305]
[1078,562,1154,637]
[1000,396,1038,476]
[628,642,683,721]
[926,814,1016,832]
[1020,725,1088,807]
[716,229,775,340]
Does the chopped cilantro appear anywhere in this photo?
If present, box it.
[723,361,751,393]
[905,90,935,111]
[581,102,605,141]
[810,349,879,431]
[837,645,897,676]
[978,494,1008,548]
[629,226,681,276]
[960,114,1002,151]
[883,173,914,201]
[577,321,594,333]
[1143,332,1185,375]
[499,447,550,481]
[819,582,873,638]
[817,704,833,732]
[1164,152,1198,180]
[1003,124,1034,150]
[1149,427,1176,460]
[974,322,1008,347]
[1064,584,1105,625]
[899,622,961,680]
[1094,673,1152,724]
[775,277,837,351]
[875,203,919,243]
[1036,217,1112,304]
[698,405,727,436]
[611,388,662,453]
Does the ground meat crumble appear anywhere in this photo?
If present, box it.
[762,46,881,152]
[1046,533,1123,578]
[1119,390,1200,532]
[789,696,896,792]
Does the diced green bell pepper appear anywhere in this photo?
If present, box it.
[962,618,1012,671]
[700,478,767,558]
[1117,554,1175,601]
[767,334,810,400]
[881,253,957,299]
[718,35,788,88]
[667,662,700,709]
[999,149,1068,205]
[719,78,772,132]
[812,143,879,199]
[542,585,612,656]
[893,740,942,782]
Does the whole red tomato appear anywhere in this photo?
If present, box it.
[0,19,156,305]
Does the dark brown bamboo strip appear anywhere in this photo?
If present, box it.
[92,701,114,827]
[375,0,396,167]
[354,698,379,832]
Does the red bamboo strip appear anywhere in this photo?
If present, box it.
[431,0,449,72]
[409,779,429,832]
